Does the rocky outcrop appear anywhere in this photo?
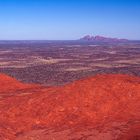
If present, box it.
[80,35,128,42]
[0,74,139,139]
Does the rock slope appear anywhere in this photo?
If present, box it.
[0,74,140,140]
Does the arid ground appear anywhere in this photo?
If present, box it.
[0,41,140,140]
[0,73,140,140]
[0,41,140,86]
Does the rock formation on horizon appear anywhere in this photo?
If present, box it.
[80,35,128,42]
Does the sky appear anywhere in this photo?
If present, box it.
[0,0,140,40]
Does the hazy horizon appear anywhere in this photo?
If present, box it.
[0,0,140,40]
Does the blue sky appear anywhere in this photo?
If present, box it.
[0,0,140,40]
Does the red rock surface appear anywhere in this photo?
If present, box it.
[0,74,140,140]
[0,74,42,97]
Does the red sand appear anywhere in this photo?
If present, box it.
[0,74,140,140]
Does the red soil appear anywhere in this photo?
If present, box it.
[0,74,140,140]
